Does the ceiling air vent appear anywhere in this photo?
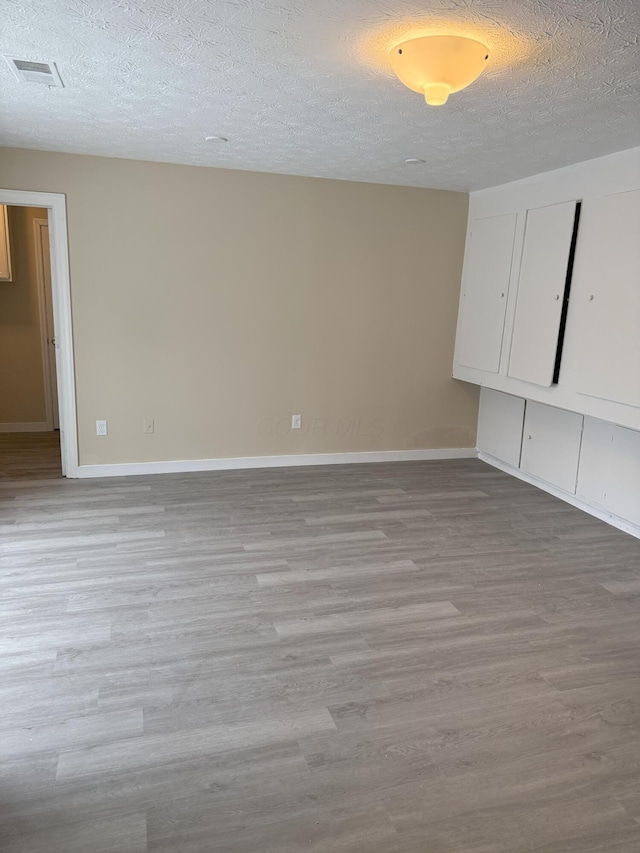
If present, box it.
[4,57,64,87]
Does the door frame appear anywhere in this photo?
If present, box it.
[1,190,78,476]
[33,217,58,431]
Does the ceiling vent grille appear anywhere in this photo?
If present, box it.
[4,57,64,87]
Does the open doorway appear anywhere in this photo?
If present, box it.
[34,215,60,431]
[0,205,61,478]
[0,190,78,478]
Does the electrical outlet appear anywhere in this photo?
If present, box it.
[96,419,108,436]
[292,414,301,430]
[143,419,154,435]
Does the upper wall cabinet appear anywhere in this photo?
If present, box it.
[453,149,640,433]
[455,213,517,373]
[567,189,640,409]
[507,201,579,387]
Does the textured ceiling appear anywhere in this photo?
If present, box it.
[1,0,639,190]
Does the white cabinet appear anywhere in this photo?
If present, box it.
[578,417,640,525]
[567,189,640,408]
[520,401,583,494]
[453,149,640,435]
[508,201,578,387]
[608,425,640,525]
[455,213,517,373]
[477,389,640,534]
[477,388,525,467]
[576,416,612,507]
[0,205,11,281]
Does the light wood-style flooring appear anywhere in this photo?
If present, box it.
[0,432,61,480]
[2,445,640,851]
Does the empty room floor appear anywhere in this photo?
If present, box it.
[2,458,640,852]
[0,432,62,481]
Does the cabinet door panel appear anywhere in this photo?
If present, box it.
[520,402,583,494]
[477,389,525,467]
[508,201,577,387]
[578,417,640,525]
[576,416,613,507]
[607,426,640,525]
[0,205,12,281]
[568,189,640,407]
[455,213,517,373]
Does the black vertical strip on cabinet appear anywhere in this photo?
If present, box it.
[552,201,582,385]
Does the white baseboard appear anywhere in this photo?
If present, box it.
[478,451,640,540]
[76,447,478,479]
[0,422,50,433]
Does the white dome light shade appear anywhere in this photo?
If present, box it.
[389,35,490,105]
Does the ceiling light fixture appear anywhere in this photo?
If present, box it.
[405,158,425,164]
[389,35,489,106]
[205,135,228,143]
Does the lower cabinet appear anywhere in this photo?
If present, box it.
[578,417,640,526]
[477,388,640,532]
[477,389,525,468]
[520,402,583,494]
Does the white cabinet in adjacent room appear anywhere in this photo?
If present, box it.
[520,401,584,494]
[477,388,525,467]
[567,189,640,408]
[508,200,578,387]
[0,205,11,281]
[455,213,517,373]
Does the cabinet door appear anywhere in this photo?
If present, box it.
[477,388,525,467]
[455,213,517,373]
[576,416,613,507]
[578,417,640,525]
[568,189,640,407]
[0,205,11,281]
[508,201,578,387]
[607,425,640,525]
[520,402,583,494]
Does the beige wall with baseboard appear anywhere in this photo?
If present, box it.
[0,205,48,425]
[0,148,478,465]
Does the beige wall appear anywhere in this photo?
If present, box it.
[0,205,48,425]
[0,148,478,465]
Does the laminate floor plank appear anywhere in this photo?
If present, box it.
[0,811,147,853]
[56,708,337,781]
[0,433,62,481]
[1,437,640,850]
